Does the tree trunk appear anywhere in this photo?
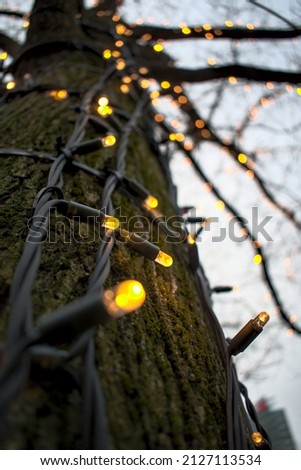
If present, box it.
[0,0,232,450]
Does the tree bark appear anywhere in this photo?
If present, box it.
[0,0,232,450]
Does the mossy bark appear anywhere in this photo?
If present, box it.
[0,0,228,449]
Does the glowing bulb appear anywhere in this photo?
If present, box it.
[153,43,164,52]
[254,312,270,328]
[207,57,216,65]
[238,153,248,164]
[102,215,120,230]
[103,49,112,59]
[253,254,262,265]
[98,96,109,106]
[203,23,211,31]
[144,195,159,210]
[120,84,130,93]
[195,119,205,129]
[173,85,182,93]
[150,90,160,99]
[5,81,16,90]
[23,20,30,28]
[161,81,171,89]
[155,250,173,267]
[216,200,225,210]
[102,134,117,147]
[154,113,164,122]
[97,103,113,116]
[116,59,126,70]
[139,67,149,74]
[225,20,234,27]
[182,27,191,35]
[175,132,184,142]
[228,76,237,85]
[104,280,146,317]
[50,89,68,100]
[0,52,8,60]
[252,432,263,445]
[116,23,127,35]
[187,233,195,245]
[178,95,188,104]
[140,79,150,89]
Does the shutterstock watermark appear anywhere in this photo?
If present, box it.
[26,206,273,244]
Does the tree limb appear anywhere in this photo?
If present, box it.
[132,24,301,41]
[0,33,21,58]
[249,0,297,29]
[146,64,301,85]
[0,9,27,19]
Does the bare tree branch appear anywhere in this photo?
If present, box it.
[146,64,301,85]
[249,0,297,29]
[0,33,21,58]
[159,86,301,230]
[132,24,301,41]
[0,9,27,19]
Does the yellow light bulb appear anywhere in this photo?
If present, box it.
[253,254,262,265]
[116,23,127,35]
[116,59,126,70]
[97,104,113,116]
[150,90,160,99]
[228,76,237,84]
[153,43,164,52]
[0,51,8,60]
[98,96,109,106]
[161,81,171,89]
[102,134,116,147]
[140,79,150,89]
[225,20,234,27]
[216,200,225,210]
[6,81,16,90]
[120,84,130,93]
[252,432,264,445]
[155,250,173,267]
[182,27,191,35]
[102,215,120,230]
[175,132,185,142]
[103,49,112,59]
[187,233,195,245]
[256,311,270,327]
[238,153,248,164]
[50,89,68,100]
[104,280,146,316]
[207,57,216,65]
[144,195,159,210]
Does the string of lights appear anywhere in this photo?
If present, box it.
[0,1,281,450]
